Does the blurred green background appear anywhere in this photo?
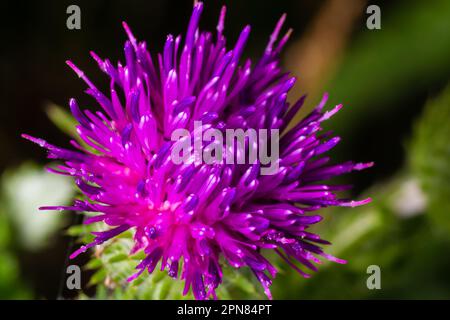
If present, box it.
[1,0,449,299]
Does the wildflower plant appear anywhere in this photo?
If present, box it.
[23,2,372,299]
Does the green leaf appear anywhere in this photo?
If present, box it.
[45,103,78,138]
[89,268,108,287]
[410,85,450,233]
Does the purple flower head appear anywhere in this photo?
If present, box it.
[23,2,372,299]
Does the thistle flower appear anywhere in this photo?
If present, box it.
[23,2,372,299]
